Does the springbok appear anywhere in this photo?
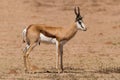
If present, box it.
[22,7,87,73]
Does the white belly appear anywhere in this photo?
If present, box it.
[40,33,56,44]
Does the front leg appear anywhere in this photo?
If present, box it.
[56,41,63,73]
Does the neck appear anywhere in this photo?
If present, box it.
[64,23,78,41]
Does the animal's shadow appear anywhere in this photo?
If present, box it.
[31,67,90,74]
[27,67,120,74]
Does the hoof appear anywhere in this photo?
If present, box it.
[24,65,39,74]
[24,69,28,73]
[24,69,35,74]
[58,69,63,73]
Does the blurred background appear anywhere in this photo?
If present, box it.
[0,0,120,79]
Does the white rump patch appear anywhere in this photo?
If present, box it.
[22,28,27,42]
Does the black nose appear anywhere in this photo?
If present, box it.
[83,28,87,31]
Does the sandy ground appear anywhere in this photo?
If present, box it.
[0,0,120,80]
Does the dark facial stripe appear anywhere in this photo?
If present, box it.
[78,21,84,29]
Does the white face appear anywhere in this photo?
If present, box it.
[76,20,87,31]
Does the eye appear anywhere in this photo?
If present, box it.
[76,16,83,22]
[77,17,82,20]
[80,17,83,20]
[78,21,81,24]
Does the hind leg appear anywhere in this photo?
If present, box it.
[23,44,30,54]
[23,29,41,73]
[23,43,37,73]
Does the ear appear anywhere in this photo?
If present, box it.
[74,7,78,15]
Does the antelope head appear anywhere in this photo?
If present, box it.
[74,7,87,31]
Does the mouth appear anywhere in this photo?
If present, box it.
[83,28,87,31]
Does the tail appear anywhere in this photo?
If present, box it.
[22,28,27,43]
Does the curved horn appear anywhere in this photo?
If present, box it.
[74,7,78,15]
[77,7,80,15]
